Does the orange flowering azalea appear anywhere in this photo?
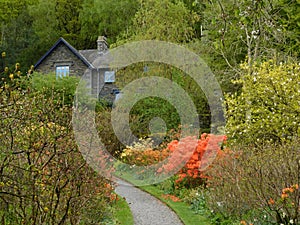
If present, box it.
[161,194,181,202]
[281,193,288,199]
[268,198,275,205]
[157,167,163,173]
[156,134,227,187]
[191,153,198,161]
[167,140,179,152]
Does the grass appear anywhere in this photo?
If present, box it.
[113,194,134,225]
[114,171,211,225]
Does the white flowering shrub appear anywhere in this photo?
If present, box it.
[225,60,300,144]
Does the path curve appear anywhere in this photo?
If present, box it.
[115,178,184,225]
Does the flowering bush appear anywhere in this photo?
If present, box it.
[120,134,226,189]
[205,138,300,224]
[120,138,170,166]
[226,60,300,144]
[0,78,115,224]
[157,133,226,189]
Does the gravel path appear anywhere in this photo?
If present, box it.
[115,178,184,225]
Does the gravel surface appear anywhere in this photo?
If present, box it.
[115,178,184,225]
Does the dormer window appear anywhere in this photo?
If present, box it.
[56,65,69,78]
[104,71,115,83]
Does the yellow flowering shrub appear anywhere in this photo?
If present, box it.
[226,60,300,144]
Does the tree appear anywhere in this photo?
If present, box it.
[0,0,37,67]
[80,0,139,47]
[0,0,34,23]
[123,0,199,43]
[28,0,84,59]
[201,0,299,73]
[277,0,300,57]
[112,1,214,137]
[182,0,300,98]
[181,0,207,39]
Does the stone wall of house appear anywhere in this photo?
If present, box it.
[35,42,118,103]
[99,83,118,103]
[35,43,88,77]
[97,68,118,103]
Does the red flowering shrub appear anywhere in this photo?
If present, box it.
[120,134,226,189]
[157,133,226,188]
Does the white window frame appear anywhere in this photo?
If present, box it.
[56,65,70,78]
[104,71,115,83]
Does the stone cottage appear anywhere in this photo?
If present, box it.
[34,36,119,102]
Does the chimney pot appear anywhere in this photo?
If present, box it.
[97,36,108,54]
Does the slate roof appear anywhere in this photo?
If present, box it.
[79,49,110,68]
[34,37,95,69]
[78,49,98,62]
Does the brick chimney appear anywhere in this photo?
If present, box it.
[97,36,108,54]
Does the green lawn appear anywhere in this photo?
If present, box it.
[114,194,134,225]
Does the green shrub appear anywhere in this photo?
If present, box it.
[95,108,126,157]
[30,73,80,106]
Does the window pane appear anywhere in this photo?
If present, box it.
[56,66,69,78]
[104,71,115,83]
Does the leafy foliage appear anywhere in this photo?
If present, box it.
[276,0,300,57]
[80,0,138,45]
[29,73,80,106]
[201,0,299,69]
[123,0,199,43]
[115,62,211,138]
[225,60,300,144]
[1,1,300,224]
[28,0,84,50]
[0,81,115,224]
